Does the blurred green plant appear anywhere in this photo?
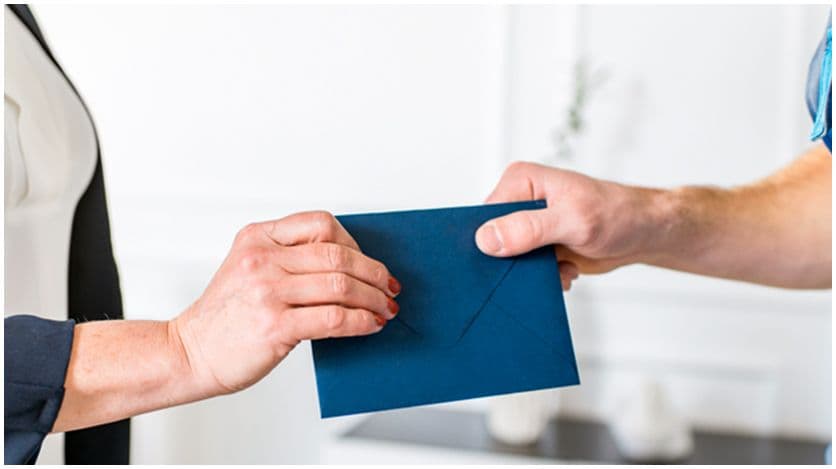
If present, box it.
[551,59,608,162]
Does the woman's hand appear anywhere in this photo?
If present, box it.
[171,211,401,398]
[52,211,399,433]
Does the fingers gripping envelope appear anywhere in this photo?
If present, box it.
[312,200,579,417]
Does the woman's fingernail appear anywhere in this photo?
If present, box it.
[388,276,402,296]
[387,298,400,317]
[375,315,386,327]
[476,224,503,254]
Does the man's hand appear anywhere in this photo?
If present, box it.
[475,161,669,290]
[477,146,831,290]
[172,211,401,397]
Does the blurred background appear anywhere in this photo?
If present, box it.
[32,4,831,464]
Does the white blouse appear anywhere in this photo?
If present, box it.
[4,10,98,322]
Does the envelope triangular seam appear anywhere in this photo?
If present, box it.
[392,316,420,336]
[454,259,517,344]
[490,300,573,366]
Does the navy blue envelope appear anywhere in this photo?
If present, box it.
[312,200,579,418]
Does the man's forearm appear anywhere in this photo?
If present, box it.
[644,144,832,288]
[51,319,201,433]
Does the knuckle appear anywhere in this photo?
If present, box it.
[257,307,281,333]
[325,243,350,271]
[310,211,338,237]
[521,213,544,245]
[251,282,274,303]
[496,214,541,249]
[330,272,351,296]
[505,160,532,177]
[237,250,262,273]
[326,305,346,332]
[373,263,387,285]
[236,223,262,243]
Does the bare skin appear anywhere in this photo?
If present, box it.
[53,211,401,433]
[476,144,831,290]
[47,145,832,432]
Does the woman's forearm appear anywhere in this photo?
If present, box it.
[647,144,832,288]
[50,211,398,433]
[51,319,200,433]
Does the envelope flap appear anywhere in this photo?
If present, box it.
[489,249,573,360]
[338,202,544,346]
[314,200,579,418]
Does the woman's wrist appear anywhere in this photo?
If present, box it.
[54,319,205,433]
[165,316,213,401]
[166,309,231,401]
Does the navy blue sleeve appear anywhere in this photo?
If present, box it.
[5,315,75,464]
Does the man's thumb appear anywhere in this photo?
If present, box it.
[475,209,553,257]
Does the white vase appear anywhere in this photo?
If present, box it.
[486,391,550,446]
[609,378,694,462]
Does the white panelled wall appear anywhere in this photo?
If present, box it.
[504,5,831,442]
[33,5,830,463]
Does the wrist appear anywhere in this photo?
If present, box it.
[165,318,201,399]
[167,313,224,401]
[638,185,727,267]
[628,186,683,266]
[55,319,207,433]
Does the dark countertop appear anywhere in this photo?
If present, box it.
[343,407,829,464]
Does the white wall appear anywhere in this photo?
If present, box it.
[508,4,832,441]
[32,4,831,463]
[498,3,832,441]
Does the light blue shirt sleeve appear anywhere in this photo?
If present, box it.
[806,13,832,152]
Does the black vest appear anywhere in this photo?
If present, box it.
[7,5,130,464]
